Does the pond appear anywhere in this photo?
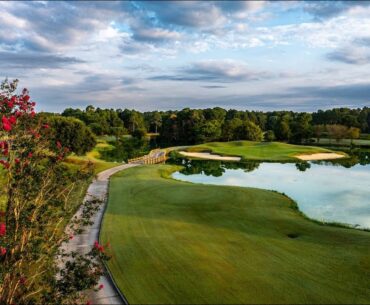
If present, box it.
[171,150,370,229]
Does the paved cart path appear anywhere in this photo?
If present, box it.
[63,163,139,305]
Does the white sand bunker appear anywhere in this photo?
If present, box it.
[295,153,345,161]
[179,151,241,161]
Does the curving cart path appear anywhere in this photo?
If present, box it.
[64,163,139,305]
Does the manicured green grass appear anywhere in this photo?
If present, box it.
[101,165,370,304]
[186,141,342,161]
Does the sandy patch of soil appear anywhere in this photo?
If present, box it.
[295,153,345,161]
[179,151,241,161]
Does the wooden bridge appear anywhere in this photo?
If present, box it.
[128,148,167,165]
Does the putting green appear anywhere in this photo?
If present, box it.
[186,141,340,161]
[101,165,370,304]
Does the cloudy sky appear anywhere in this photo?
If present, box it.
[1,1,370,112]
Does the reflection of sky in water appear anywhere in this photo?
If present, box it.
[173,163,370,228]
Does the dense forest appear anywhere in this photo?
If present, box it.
[60,106,370,146]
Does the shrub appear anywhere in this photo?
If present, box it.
[264,130,275,142]
[0,79,107,304]
[132,127,147,139]
[48,116,96,155]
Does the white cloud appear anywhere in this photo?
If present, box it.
[1,1,370,112]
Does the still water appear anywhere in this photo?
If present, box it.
[171,151,370,229]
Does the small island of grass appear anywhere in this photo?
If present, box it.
[183,141,345,161]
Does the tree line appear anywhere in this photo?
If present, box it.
[60,106,370,146]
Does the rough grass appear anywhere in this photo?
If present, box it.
[186,141,342,161]
[66,138,118,174]
[100,165,370,304]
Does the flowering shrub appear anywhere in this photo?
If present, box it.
[0,79,108,304]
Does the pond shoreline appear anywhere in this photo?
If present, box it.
[171,157,370,229]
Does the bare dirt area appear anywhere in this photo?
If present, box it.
[295,153,345,161]
[179,151,241,161]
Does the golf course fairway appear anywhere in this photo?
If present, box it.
[100,165,370,304]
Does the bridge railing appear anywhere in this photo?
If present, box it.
[128,149,167,164]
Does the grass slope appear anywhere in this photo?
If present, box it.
[66,138,118,173]
[186,141,340,161]
[101,165,370,304]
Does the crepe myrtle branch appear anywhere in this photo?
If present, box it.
[0,79,110,305]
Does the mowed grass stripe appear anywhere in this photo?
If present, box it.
[101,165,370,304]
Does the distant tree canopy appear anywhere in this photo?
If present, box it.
[62,106,129,136]
[60,105,370,146]
[326,124,361,143]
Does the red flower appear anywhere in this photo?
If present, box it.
[0,160,10,169]
[56,141,62,149]
[42,124,50,129]
[15,158,20,164]
[27,152,33,158]
[30,111,35,118]
[0,247,6,256]
[23,95,30,102]
[94,241,104,252]
[2,116,12,132]
[69,235,74,240]
[3,123,11,131]
[99,284,104,290]
[9,116,17,125]
[10,95,17,104]
[0,222,6,236]
[19,277,26,285]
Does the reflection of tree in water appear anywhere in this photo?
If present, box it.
[223,161,260,173]
[355,149,370,166]
[169,157,261,177]
[179,160,225,177]
[295,162,311,172]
